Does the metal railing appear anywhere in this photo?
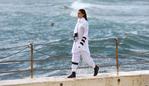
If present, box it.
[0,38,149,79]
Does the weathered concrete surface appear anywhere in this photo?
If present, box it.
[0,70,149,86]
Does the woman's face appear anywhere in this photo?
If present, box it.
[77,11,84,18]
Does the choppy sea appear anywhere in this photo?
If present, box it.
[0,0,149,80]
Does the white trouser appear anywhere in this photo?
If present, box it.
[71,51,95,72]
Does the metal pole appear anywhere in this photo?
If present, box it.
[115,38,119,76]
[29,43,34,79]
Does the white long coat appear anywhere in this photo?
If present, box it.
[71,18,90,54]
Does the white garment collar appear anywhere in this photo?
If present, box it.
[77,18,86,23]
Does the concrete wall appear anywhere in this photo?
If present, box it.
[0,70,149,86]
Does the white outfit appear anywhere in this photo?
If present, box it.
[72,18,89,53]
[71,18,95,72]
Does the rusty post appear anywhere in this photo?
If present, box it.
[115,38,119,76]
[29,43,34,79]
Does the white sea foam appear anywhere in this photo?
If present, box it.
[70,0,92,17]
[70,0,149,21]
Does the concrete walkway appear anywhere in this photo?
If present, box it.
[0,70,149,86]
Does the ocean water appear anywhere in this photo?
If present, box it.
[0,0,149,80]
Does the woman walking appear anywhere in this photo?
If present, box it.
[68,9,99,78]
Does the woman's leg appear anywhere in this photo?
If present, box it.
[81,51,95,68]
[81,51,99,76]
[68,52,80,78]
[71,52,81,72]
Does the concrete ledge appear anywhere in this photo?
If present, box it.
[0,70,149,86]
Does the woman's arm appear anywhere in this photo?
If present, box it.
[80,23,88,46]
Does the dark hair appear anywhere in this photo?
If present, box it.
[79,9,88,21]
